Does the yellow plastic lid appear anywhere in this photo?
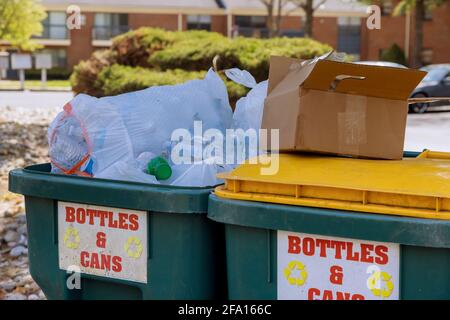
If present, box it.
[215,150,450,220]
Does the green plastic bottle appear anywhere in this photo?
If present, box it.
[147,156,172,181]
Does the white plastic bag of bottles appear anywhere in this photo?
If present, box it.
[225,68,268,161]
[48,68,233,179]
[225,68,268,132]
[48,95,134,176]
[95,160,160,184]
[101,68,232,158]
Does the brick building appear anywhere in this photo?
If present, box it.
[6,0,450,70]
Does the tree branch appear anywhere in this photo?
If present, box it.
[313,0,327,11]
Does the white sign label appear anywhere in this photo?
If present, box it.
[58,202,148,283]
[277,231,399,300]
[11,53,32,70]
[35,53,52,69]
[0,55,9,69]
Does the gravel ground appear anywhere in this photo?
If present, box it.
[0,98,58,300]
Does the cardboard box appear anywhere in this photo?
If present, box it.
[261,55,426,160]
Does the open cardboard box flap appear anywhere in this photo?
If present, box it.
[268,56,426,100]
[408,97,450,104]
[267,56,303,94]
[262,54,429,160]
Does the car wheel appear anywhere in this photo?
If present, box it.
[410,93,429,114]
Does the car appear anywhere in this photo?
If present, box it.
[354,61,408,69]
[410,66,450,113]
[420,64,450,72]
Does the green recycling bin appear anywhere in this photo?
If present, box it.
[208,195,450,300]
[208,151,450,300]
[9,163,226,300]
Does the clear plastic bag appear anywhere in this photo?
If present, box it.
[95,160,160,184]
[168,162,228,187]
[232,80,268,132]
[48,68,233,179]
[48,95,133,176]
[48,67,271,187]
[225,68,268,162]
[101,68,232,158]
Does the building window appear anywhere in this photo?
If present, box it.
[382,0,393,16]
[234,16,267,38]
[187,15,211,31]
[93,13,129,40]
[235,16,266,28]
[40,48,67,68]
[39,12,68,39]
[337,17,361,59]
[421,48,433,65]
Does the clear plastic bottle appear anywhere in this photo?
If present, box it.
[49,116,89,173]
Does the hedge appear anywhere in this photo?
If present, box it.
[71,27,333,101]
[111,28,178,67]
[112,28,228,68]
[147,34,237,71]
[25,67,72,80]
[147,34,332,81]
[70,49,117,96]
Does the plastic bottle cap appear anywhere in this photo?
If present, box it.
[147,156,172,181]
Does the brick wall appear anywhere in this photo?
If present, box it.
[129,13,179,30]
[361,15,406,61]
[63,8,449,69]
[67,12,95,68]
[313,17,338,49]
[280,16,301,30]
[360,2,450,65]
[211,15,227,35]
[421,2,450,64]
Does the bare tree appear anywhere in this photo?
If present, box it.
[258,0,288,37]
[392,0,447,67]
[275,0,285,35]
[289,0,327,38]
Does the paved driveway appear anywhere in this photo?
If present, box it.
[405,108,450,152]
[0,90,73,109]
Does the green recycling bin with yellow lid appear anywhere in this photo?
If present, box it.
[208,150,450,300]
[9,163,226,300]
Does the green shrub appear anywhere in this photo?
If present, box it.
[148,33,236,71]
[111,28,178,67]
[86,28,332,77]
[148,34,332,81]
[25,67,72,80]
[112,28,230,68]
[380,43,407,66]
[231,37,332,81]
[70,49,117,96]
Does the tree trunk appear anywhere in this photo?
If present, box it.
[413,0,425,67]
[266,3,275,38]
[275,0,283,36]
[303,0,314,38]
